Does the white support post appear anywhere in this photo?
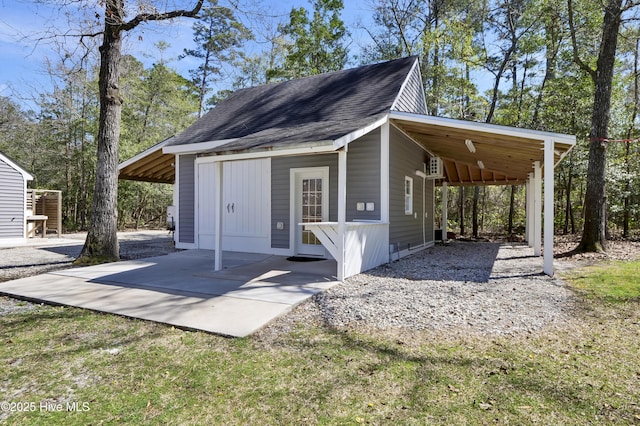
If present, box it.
[214,161,223,271]
[526,172,534,247]
[174,155,180,245]
[543,139,555,276]
[533,161,542,257]
[524,178,529,244]
[442,182,448,241]
[337,148,347,281]
[380,121,390,223]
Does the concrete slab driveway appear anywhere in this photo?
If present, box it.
[0,250,339,337]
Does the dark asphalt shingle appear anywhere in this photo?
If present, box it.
[166,57,417,152]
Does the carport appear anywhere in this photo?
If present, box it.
[389,111,576,276]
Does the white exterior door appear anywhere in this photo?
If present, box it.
[197,159,271,252]
[221,159,271,252]
[292,168,329,257]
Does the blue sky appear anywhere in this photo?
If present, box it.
[0,0,374,108]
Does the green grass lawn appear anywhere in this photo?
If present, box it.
[1,262,639,425]
[565,260,640,301]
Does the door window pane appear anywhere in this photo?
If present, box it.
[301,178,323,245]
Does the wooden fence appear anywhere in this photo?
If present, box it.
[26,189,62,238]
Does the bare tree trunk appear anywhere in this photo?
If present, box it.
[564,171,572,234]
[79,15,123,262]
[459,186,465,235]
[508,185,515,234]
[573,0,625,253]
[623,141,631,237]
[623,36,640,237]
[532,8,560,128]
[472,186,479,238]
[76,0,203,263]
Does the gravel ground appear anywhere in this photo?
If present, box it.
[1,232,636,338]
[258,241,580,339]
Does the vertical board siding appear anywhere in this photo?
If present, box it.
[346,128,381,221]
[222,159,270,237]
[271,154,338,249]
[389,126,430,251]
[178,154,195,244]
[392,64,427,114]
[0,159,25,238]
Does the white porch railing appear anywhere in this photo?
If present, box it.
[302,221,389,279]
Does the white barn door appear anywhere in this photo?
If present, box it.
[221,159,271,252]
[197,159,271,252]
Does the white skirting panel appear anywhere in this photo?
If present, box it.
[305,221,390,280]
[343,222,389,279]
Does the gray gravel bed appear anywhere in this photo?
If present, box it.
[292,241,577,337]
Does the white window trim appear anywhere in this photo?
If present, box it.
[404,176,413,215]
[289,166,330,256]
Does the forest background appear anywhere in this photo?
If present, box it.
[0,0,638,240]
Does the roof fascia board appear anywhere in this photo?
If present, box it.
[389,111,577,146]
[333,115,389,149]
[195,144,336,163]
[390,58,427,112]
[0,152,33,180]
[162,138,238,155]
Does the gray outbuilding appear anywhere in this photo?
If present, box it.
[0,152,34,242]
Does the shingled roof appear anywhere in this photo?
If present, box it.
[165,56,418,153]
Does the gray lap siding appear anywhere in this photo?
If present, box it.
[271,154,338,250]
[178,154,195,244]
[270,128,383,250]
[346,128,381,222]
[0,160,25,238]
[389,125,432,252]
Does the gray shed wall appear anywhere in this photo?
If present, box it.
[271,154,338,249]
[389,125,432,251]
[178,154,195,244]
[0,158,25,238]
[346,128,381,221]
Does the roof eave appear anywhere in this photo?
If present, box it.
[389,111,577,147]
[333,115,389,149]
[163,138,239,155]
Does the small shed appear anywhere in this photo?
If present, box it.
[0,152,33,241]
[119,57,575,279]
[26,189,63,238]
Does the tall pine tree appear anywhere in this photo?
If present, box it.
[181,0,251,116]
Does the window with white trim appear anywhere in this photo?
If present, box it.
[404,176,413,215]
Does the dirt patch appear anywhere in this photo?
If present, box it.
[554,234,640,271]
